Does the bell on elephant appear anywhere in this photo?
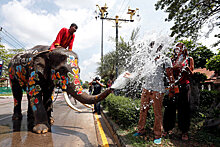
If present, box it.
[8,45,113,134]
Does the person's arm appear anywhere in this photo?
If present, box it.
[54,28,65,48]
[88,80,93,85]
[68,34,75,51]
[185,57,194,75]
[96,80,104,87]
[166,67,175,98]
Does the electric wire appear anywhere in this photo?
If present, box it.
[117,0,126,15]
[119,0,131,18]
[0,27,25,49]
[1,27,25,48]
[0,34,19,49]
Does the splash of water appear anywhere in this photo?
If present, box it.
[111,32,175,90]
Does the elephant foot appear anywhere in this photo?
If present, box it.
[33,124,50,134]
[12,113,23,120]
[49,117,55,125]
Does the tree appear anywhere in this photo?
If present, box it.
[155,0,220,46]
[82,81,89,89]
[97,51,116,80]
[0,44,24,77]
[96,28,140,80]
[179,40,214,68]
[206,51,220,74]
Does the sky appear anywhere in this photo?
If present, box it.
[0,0,219,82]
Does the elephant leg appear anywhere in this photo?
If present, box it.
[27,70,51,133]
[27,95,34,130]
[28,87,50,133]
[30,94,50,134]
[42,86,54,125]
[11,79,23,120]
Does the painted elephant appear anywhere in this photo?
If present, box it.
[8,45,112,134]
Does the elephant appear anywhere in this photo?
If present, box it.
[8,45,112,134]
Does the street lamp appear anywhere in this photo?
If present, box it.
[95,3,108,74]
[96,4,139,79]
[127,7,140,22]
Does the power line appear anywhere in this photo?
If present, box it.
[0,27,26,49]
[119,0,131,18]
[117,0,126,14]
[1,31,24,49]
[1,27,25,47]
[0,34,19,49]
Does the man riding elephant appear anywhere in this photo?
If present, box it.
[50,23,78,51]
[8,45,112,134]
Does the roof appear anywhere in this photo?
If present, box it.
[193,68,215,79]
[193,68,217,83]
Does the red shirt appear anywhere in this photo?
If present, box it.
[50,28,75,50]
[172,57,190,85]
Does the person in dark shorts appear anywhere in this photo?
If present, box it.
[89,77,104,115]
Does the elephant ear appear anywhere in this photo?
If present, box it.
[31,51,50,77]
[48,48,79,68]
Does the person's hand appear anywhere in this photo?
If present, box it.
[185,66,193,75]
[168,86,175,98]
[56,45,61,48]
[173,62,182,69]
[169,91,174,98]
[123,72,131,78]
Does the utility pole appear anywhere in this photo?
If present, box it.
[105,8,139,78]
[95,4,108,74]
[96,4,139,78]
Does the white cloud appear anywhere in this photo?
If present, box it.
[54,0,116,10]
[80,53,100,82]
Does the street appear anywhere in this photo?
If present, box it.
[0,94,116,147]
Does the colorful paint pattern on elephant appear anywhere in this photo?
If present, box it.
[14,98,18,106]
[14,65,27,87]
[9,66,15,80]
[67,72,83,95]
[27,71,41,97]
[67,55,78,67]
[28,85,41,97]
[51,70,69,90]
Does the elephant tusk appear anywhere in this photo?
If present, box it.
[70,98,93,109]
[63,92,82,112]
[81,103,93,109]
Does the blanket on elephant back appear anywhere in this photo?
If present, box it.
[9,45,49,65]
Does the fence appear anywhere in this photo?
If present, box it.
[0,87,12,94]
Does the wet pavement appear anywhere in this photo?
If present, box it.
[0,94,115,147]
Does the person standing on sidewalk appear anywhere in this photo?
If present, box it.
[130,44,175,145]
[89,77,104,115]
[163,42,194,141]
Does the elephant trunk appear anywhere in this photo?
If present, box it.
[66,88,112,104]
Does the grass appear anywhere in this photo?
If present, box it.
[103,110,220,147]
[114,124,219,147]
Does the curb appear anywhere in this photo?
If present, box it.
[101,109,132,147]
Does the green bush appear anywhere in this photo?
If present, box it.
[192,90,220,129]
[102,94,155,129]
[200,90,220,109]
[102,94,140,128]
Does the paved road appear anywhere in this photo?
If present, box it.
[0,94,116,147]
